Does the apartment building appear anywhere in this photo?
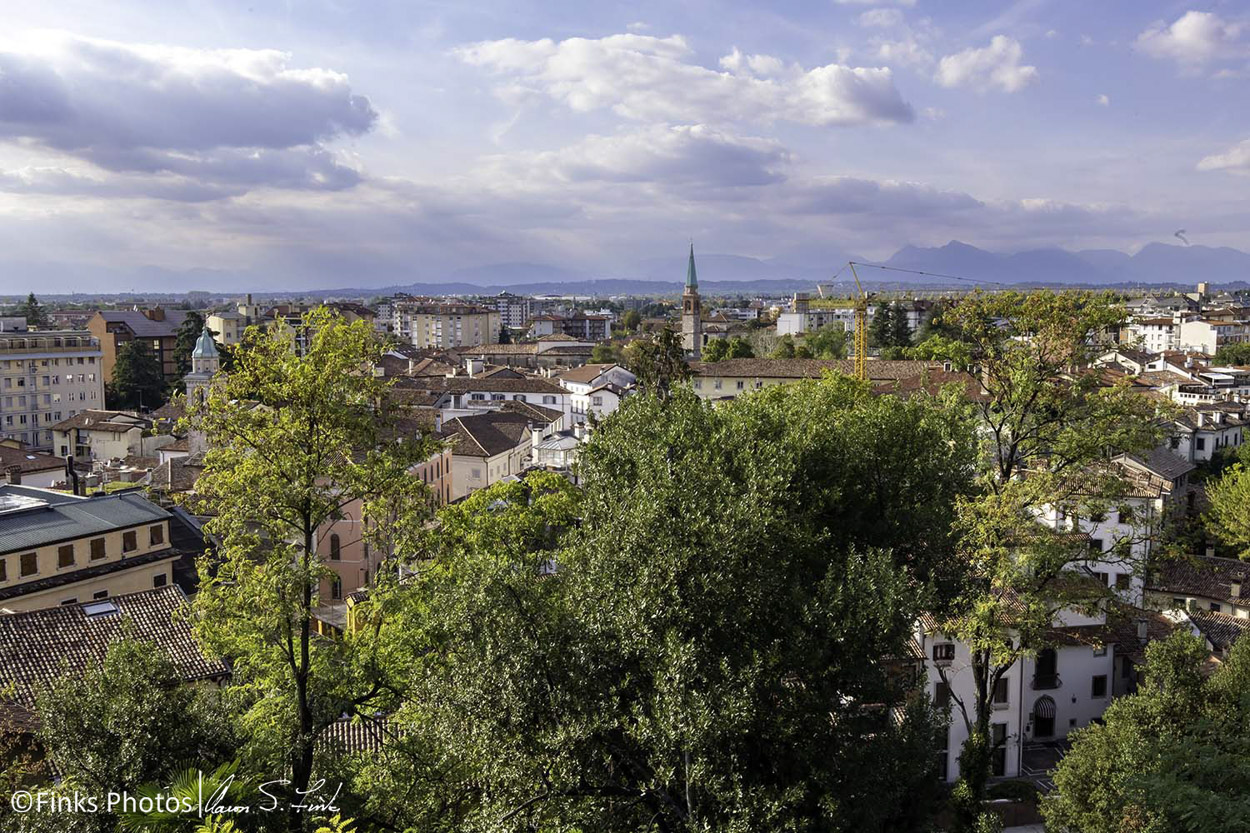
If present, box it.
[0,485,187,612]
[1178,318,1250,355]
[392,300,501,350]
[688,358,938,400]
[88,308,194,384]
[0,324,105,452]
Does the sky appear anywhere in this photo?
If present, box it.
[1,0,1249,292]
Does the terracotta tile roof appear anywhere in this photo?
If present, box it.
[0,586,228,711]
[1148,555,1250,606]
[49,410,151,434]
[443,412,547,458]
[690,358,939,381]
[557,363,617,384]
[0,446,68,475]
[1187,609,1250,653]
[318,716,397,755]
[402,375,567,395]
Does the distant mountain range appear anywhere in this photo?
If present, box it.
[7,241,1249,300]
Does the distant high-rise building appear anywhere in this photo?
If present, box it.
[0,322,104,452]
[392,300,501,349]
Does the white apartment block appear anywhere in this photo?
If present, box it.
[392,300,501,350]
[0,326,105,452]
[1178,318,1250,355]
[1125,316,1179,354]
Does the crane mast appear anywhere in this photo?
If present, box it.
[848,262,868,382]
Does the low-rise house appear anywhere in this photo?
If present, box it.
[396,374,572,422]
[556,363,636,422]
[1179,318,1250,356]
[442,405,562,500]
[1147,554,1250,618]
[0,443,74,488]
[1184,608,1250,658]
[49,410,162,462]
[0,485,195,612]
[689,358,939,400]
[0,586,228,729]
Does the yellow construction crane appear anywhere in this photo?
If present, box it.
[849,261,869,381]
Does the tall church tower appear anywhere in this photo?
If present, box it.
[681,243,702,358]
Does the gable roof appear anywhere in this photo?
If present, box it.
[1187,609,1249,653]
[400,375,567,395]
[94,309,192,338]
[0,446,68,475]
[0,586,228,712]
[50,410,151,434]
[443,412,542,458]
[1149,555,1250,606]
[557,363,617,384]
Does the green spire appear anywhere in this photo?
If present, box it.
[685,243,698,291]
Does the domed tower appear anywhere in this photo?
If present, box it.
[183,326,221,402]
[681,243,702,358]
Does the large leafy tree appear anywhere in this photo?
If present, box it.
[185,309,437,832]
[925,291,1169,830]
[365,377,976,832]
[0,640,239,833]
[700,336,754,362]
[109,339,167,410]
[172,310,208,379]
[803,324,848,359]
[1043,631,1250,833]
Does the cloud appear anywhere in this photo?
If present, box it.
[1137,11,1246,69]
[1197,139,1250,174]
[857,9,904,28]
[1096,93,1110,106]
[456,34,914,126]
[479,124,791,189]
[0,32,376,198]
[936,35,1038,92]
[873,36,934,69]
[833,0,915,6]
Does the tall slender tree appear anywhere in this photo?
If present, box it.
[185,309,438,832]
[926,291,1169,830]
[108,340,167,410]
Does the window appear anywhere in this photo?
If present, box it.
[331,577,343,600]
[991,723,1008,776]
[1172,597,1186,608]
[736,380,745,390]
[149,524,164,546]
[57,544,74,569]
[1092,674,1108,698]
[1094,571,1109,586]
[934,682,951,710]
[122,531,137,553]
[1115,573,1130,591]
[60,598,78,606]
[543,395,556,405]
[90,538,106,560]
[1089,539,1104,554]
[0,559,5,582]
[93,590,109,600]
[713,380,723,390]
[592,396,603,406]
[329,534,341,561]
[932,643,955,662]
[1210,602,1222,612]
[153,573,168,588]
[992,677,1009,707]
[19,552,37,577]
[1093,644,1107,657]
[1197,438,1206,451]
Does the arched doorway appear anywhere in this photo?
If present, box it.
[1032,695,1056,739]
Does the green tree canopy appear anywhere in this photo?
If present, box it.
[803,324,847,359]
[1214,342,1250,366]
[589,342,620,363]
[620,309,642,332]
[1044,631,1250,833]
[1207,457,1250,559]
[108,339,167,410]
[16,293,49,328]
[361,378,976,832]
[701,337,753,362]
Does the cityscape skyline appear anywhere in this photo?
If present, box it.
[2,1,1250,292]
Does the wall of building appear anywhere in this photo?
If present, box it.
[0,332,105,451]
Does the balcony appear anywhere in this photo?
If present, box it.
[1031,673,1061,691]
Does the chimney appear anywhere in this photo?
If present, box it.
[1197,411,1206,427]
[144,306,165,322]
[65,455,81,496]
[5,465,21,485]
[1232,581,1243,599]
[434,412,443,433]
[1136,619,1148,641]
[530,423,542,465]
